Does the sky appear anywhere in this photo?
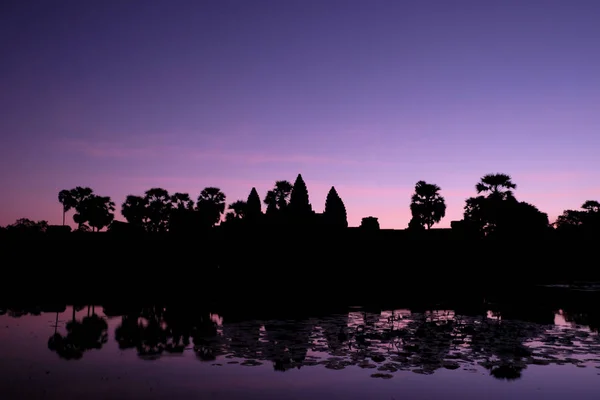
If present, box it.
[1,0,599,229]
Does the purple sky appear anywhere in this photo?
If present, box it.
[1,0,599,229]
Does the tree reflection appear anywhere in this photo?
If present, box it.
[114,307,166,360]
[47,305,108,360]
[191,312,220,361]
[2,296,599,381]
[113,306,220,361]
[465,316,539,380]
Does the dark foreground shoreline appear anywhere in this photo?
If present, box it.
[3,234,598,304]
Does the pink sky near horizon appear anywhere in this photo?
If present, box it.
[1,0,599,229]
[3,137,599,229]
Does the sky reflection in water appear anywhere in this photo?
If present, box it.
[0,305,599,400]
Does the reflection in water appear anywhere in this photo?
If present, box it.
[3,299,599,382]
[113,306,220,361]
[48,305,108,360]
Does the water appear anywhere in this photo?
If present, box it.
[0,300,599,400]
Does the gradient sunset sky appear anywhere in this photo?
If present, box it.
[1,0,599,229]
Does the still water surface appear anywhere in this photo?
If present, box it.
[0,302,599,400]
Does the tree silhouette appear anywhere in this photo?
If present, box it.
[555,209,586,229]
[144,188,172,233]
[263,180,293,223]
[555,199,600,237]
[77,195,115,231]
[323,186,348,228]
[271,181,293,210]
[464,195,512,237]
[246,187,262,221]
[463,196,490,236]
[581,200,600,213]
[58,190,77,226]
[407,215,425,232]
[581,200,600,232]
[7,218,48,234]
[171,193,194,210]
[463,174,550,238]
[223,200,248,226]
[264,190,278,215]
[121,195,149,229]
[24,171,600,241]
[463,174,520,236]
[168,192,196,234]
[61,187,94,230]
[409,181,446,229]
[76,224,91,232]
[476,173,516,200]
[491,201,550,239]
[197,187,226,227]
[227,200,247,220]
[70,187,94,203]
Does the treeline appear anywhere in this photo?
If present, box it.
[1,172,599,239]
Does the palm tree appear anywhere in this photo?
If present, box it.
[171,193,194,210]
[410,181,446,229]
[58,190,77,226]
[263,180,293,214]
[475,173,517,200]
[122,195,149,228]
[48,306,85,360]
[144,188,172,233]
[264,190,278,215]
[273,180,293,210]
[84,195,116,231]
[58,187,94,228]
[197,187,226,227]
[228,200,247,219]
[80,311,109,350]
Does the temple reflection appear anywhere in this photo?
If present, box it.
[1,300,595,381]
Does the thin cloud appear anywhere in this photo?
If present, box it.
[58,138,397,167]
[61,139,160,158]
